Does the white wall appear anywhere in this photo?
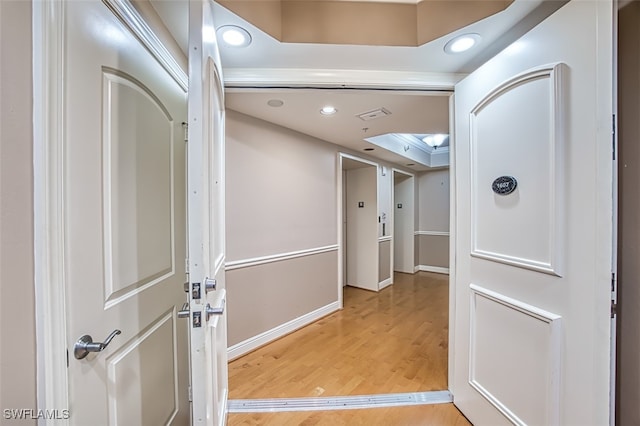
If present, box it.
[0,0,37,417]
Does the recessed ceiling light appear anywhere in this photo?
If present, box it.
[320,106,337,115]
[364,148,375,151]
[444,33,481,54]
[406,163,415,166]
[267,99,284,107]
[217,25,252,48]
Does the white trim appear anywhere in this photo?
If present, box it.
[378,236,392,243]
[228,391,453,413]
[102,0,188,92]
[225,245,338,271]
[415,231,450,236]
[227,301,340,360]
[223,68,464,91]
[339,152,379,168]
[447,93,457,392]
[337,156,344,307]
[33,0,70,423]
[417,265,450,275]
[379,277,393,290]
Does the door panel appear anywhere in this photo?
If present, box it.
[64,1,188,424]
[187,0,229,424]
[453,1,613,425]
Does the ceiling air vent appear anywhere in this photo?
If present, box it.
[356,107,391,121]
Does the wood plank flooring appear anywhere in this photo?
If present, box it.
[228,272,450,399]
[226,272,468,425]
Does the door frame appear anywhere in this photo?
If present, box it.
[337,153,381,304]
[224,72,459,400]
[32,0,188,423]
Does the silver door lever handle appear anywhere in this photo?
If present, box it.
[74,329,121,360]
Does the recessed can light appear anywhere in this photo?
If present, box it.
[267,99,284,107]
[217,25,252,48]
[406,163,415,166]
[444,33,481,54]
[320,106,337,115]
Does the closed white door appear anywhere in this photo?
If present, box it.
[345,164,379,291]
[64,1,189,424]
[393,171,415,274]
[452,1,613,425]
[187,0,229,424]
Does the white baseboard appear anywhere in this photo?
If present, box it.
[417,265,450,275]
[378,277,393,290]
[227,301,340,360]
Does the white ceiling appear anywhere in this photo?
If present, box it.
[150,0,565,171]
[226,89,450,170]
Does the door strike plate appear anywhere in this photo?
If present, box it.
[192,311,202,328]
[192,282,201,300]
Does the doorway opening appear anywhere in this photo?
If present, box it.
[224,88,454,405]
[340,154,380,294]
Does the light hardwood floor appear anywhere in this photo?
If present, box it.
[227,272,469,425]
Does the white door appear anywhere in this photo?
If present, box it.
[452,1,614,425]
[345,164,379,291]
[187,0,229,424]
[393,171,415,274]
[64,0,189,424]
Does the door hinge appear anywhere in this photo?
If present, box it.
[188,385,193,402]
[185,258,189,274]
[611,272,616,292]
[182,122,189,142]
[66,349,69,368]
[612,114,617,160]
[611,272,618,319]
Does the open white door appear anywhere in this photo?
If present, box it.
[452,1,614,425]
[60,0,190,424]
[187,0,229,425]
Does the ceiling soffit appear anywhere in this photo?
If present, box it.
[217,0,513,47]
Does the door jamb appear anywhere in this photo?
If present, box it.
[33,1,69,422]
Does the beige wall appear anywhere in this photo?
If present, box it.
[225,110,340,347]
[226,110,337,261]
[617,2,640,424]
[378,240,391,283]
[0,0,37,419]
[417,169,450,231]
[227,251,338,346]
[416,169,450,270]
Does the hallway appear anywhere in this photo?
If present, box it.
[228,271,450,398]
[226,271,471,424]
